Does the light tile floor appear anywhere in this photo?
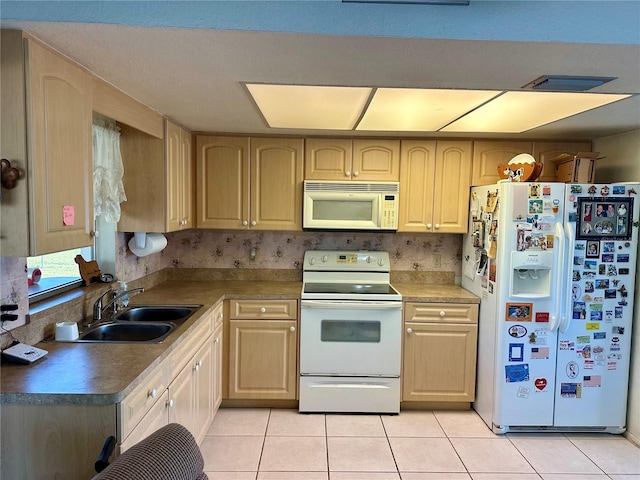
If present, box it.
[200,408,640,480]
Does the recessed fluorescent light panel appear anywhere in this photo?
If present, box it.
[356,88,501,131]
[441,91,631,133]
[246,84,372,130]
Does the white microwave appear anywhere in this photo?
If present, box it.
[303,181,399,231]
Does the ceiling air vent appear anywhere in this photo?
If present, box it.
[522,75,616,92]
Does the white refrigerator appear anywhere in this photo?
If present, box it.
[462,181,638,433]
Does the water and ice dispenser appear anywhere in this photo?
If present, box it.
[509,251,553,298]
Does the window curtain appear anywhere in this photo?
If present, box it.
[93,123,126,223]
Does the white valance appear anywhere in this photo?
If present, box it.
[93,123,126,223]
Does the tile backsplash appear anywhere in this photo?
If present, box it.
[124,229,463,278]
[1,229,462,343]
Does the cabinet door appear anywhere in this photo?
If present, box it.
[166,120,182,231]
[196,136,249,229]
[403,322,478,402]
[193,338,214,443]
[213,324,224,412]
[251,137,303,231]
[305,138,352,180]
[229,319,297,400]
[352,139,400,181]
[432,141,472,233]
[169,360,195,437]
[532,140,591,182]
[398,140,436,232]
[27,39,94,254]
[471,141,532,186]
[119,391,169,453]
[180,127,194,228]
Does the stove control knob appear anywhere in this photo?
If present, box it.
[309,257,317,265]
[377,257,386,266]
[322,255,329,263]
[366,255,373,263]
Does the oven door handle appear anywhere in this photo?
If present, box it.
[301,300,402,310]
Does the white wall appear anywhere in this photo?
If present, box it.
[593,129,640,445]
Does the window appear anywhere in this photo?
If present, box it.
[27,246,93,302]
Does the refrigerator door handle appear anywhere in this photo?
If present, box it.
[550,221,565,332]
[559,221,574,333]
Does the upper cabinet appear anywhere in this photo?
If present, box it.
[118,119,193,233]
[471,140,593,185]
[1,31,94,256]
[305,138,400,181]
[532,140,592,182]
[165,120,194,231]
[196,136,303,230]
[471,140,533,186]
[399,140,472,233]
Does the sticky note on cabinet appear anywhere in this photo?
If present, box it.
[63,205,75,226]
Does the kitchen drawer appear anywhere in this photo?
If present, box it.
[167,310,213,379]
[118,363,169,441]
[229,300,297,320]
[404,302,478,324]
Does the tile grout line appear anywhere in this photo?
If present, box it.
[433,410,473,478]
[254,408,272,480]
[380,414,402,477]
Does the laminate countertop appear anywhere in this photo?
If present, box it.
[0,280,476,405]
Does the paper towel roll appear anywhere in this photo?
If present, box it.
[128,232,167,257]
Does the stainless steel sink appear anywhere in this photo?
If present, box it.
[77,322,174,343]
[114,305,201,323]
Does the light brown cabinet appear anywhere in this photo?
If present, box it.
[118,119,193,233]
[471,140,592,185]
[532,141,592,182]
[228,299,298,400]
[402,302,478,404]
[212,303,224,412]
[399,140,472,233]
[166,119,194,230]
[471,140,533,186]
[305,138,400,181]
[196,136,303,230]
[1,31,94,256]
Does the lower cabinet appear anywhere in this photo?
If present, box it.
[402,302,479,403]
[213,320,224,412]
[228,299,298,400]
[119,304,218,451]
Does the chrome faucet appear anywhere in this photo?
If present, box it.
[89,287,145,326]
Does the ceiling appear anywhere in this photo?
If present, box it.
[3,5,640,140]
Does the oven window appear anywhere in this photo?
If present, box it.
[320,320,381,343]
[313,200,373,221]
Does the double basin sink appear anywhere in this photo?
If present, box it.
[73,305,202,344]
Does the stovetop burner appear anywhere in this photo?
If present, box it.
[301,250,401,302]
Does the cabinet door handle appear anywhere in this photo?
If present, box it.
[148,389,157,399]
[426,223,432,229]
[242,220,248,226]
[353,171,359,177]
[440,311,446,317]
[167,399,174,408]
[345,171,351,177]
[251,220,257,226]
[214,337,220,344]
[435,224,440,229]
[289,326,296,332]
[260,307,267,313]
[406,327,413,334]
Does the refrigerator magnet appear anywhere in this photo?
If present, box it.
[566,361,579,379]
[508,343,524,362]
[505,364,530,383]
[506,303,533,322]
[561,383,582,398]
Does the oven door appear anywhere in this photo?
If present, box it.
[300,300,402,376]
